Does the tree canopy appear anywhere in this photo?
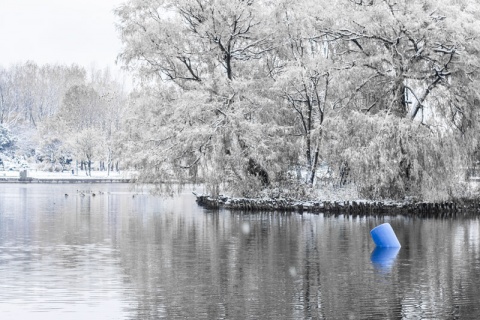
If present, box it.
[116,0,480,201]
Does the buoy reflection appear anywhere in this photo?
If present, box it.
[370,247,400,272]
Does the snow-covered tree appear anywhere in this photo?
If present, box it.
[315,0,480,200]
[0,62,86,128]
[72,128,101,176]
[117,0,295,196]
[117,0,480,201]
[50,69,128,174]
[317,0,480,118]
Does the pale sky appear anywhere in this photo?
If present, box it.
[0,0,126,71]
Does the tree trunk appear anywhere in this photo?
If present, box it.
[226,52,232,80]
[107,151,111,177]
[309,146,319,185]
[247,158,269,186]
[390,77,407,118]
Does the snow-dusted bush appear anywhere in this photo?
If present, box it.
[0,125,15,154]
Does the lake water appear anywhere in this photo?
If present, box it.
[0,183,479,319]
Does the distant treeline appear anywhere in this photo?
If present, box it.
[0,62,129,176]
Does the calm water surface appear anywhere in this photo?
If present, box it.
[0,183,479,319]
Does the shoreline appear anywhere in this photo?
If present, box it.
[195,195,480,217]
[0,170,133,184]
[0,177,131,183]
[2,170,479,217]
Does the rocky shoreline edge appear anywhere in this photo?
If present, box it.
[195,194,480,217]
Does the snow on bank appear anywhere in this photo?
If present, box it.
[195,194,473,217]
[0,169,135,180]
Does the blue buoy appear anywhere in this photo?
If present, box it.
[370,223,401,248]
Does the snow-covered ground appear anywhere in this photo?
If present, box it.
[0,169,135,180]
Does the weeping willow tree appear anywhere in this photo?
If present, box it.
[116,0,304,197]
[322,111,477,201]
[314,0,480,201]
